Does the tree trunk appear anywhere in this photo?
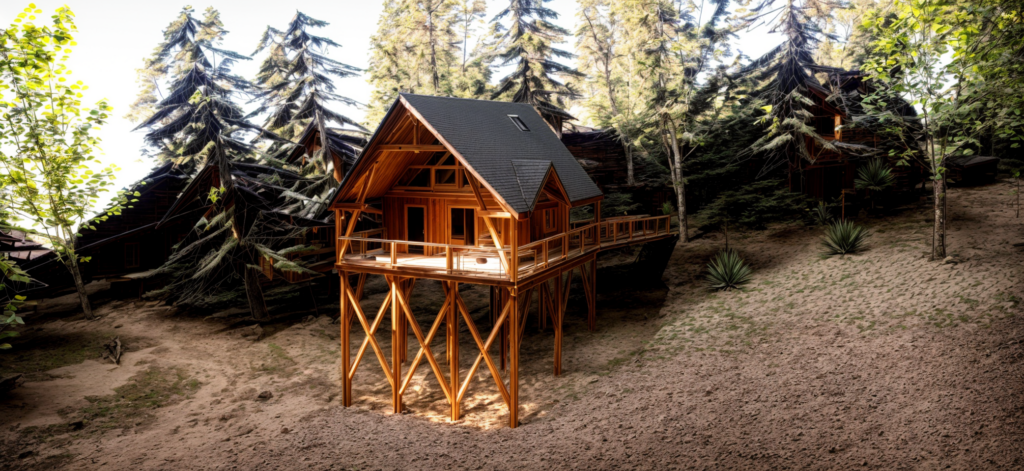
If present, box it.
[665,118,689,242]
[932,177,947,260]
[245,266,270,321]
[67,257,94,320]
[624,142,635,186]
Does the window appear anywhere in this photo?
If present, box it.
[124,242,140,269]
[508,115,530,132]
[543,209,556,232]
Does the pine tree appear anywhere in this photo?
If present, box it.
[737,0,844,172]
[366,0,465,123]
[129,6,253,167]
[491,0,583,127]
[250,11,366,180]
[251,12,364,139]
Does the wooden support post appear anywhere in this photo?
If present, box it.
[355,273,367,302]
[554,272,564,376]
[448,281,460,421]
[508,287,519,428]
[589,258,597,331]
[500,288,507,371]
[340,271,352,406]
[389,276,402,414]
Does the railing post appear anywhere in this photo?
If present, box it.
[390,242,397,268]
[446,246,452,274]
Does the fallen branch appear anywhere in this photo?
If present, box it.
[102,336,123,365]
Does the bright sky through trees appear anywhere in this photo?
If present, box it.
[0,1,779,193]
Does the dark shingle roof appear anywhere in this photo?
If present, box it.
[401,94,602,213]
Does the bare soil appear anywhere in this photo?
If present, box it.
[1,181,1022,470]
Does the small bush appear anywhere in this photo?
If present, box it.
[855,159,895,192]
[811,201,833,226]
[822,220,870,256]
[705,250,753,291]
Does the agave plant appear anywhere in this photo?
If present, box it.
[706,250,753,291]
[822,220,870,256]
[811,201,833,226]
[855,159,895,192]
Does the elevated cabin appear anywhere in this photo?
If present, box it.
[331,94,677,428]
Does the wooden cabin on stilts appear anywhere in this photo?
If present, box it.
[332,94,677,428]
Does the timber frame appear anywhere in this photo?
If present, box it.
[332,94,677,427]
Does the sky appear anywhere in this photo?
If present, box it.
[0,1,781,193]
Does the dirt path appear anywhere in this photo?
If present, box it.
[1,181,1022,470]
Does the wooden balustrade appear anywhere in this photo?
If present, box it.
[337,214,676,282]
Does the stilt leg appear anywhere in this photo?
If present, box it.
[555,273,563,377]
[340,271,352,406]
[500,289,507,372]
[449,281,460,421]
[390,277,402,414]
[589,259,597,332]
[509,287,519,428]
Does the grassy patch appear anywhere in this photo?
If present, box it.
[0,330,131,381]
[253,342,298,376]
[77,366,201,431]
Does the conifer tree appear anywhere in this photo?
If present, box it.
[251,12,364,140]
[491,0,582,126]
[128,6,253,167]
[737,0,843,173]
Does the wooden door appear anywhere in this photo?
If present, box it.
[406,206,426,254]
[450,207,475,246]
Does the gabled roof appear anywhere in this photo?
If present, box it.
[334,94,602,215]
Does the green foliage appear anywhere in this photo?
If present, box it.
[0,4,125,317]
[0,255,28,350]
[697,180,811,231]
[661,202,674,216]
[811,200,833,226]
[490,0,583,121]
[705,250,753,291]
[855,159,895,192]
[600,192,640,218]
[821,220,870,256]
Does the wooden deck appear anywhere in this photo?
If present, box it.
[336,214,676,285]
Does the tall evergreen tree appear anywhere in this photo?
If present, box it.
[737,0,844,173]
[491,0,583,127]
[251,12,364,139]
[134,8,307,320]
[128,6,253,167]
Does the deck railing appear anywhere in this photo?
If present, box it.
[338,236,511,280]
[516,222,600,278]
[337,214,676,282]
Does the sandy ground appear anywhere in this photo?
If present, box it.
[1,180,1022,470]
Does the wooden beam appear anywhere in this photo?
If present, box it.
[334,203,383,215]
[478,210,512,219]
[378,144,448,153]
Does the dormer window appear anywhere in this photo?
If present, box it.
[508,115,530,132]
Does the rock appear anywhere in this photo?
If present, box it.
[281,427,290,434]
[0,374,24,396]
[69,420,85,431]
[18,451,33,460]
[943,256,959,264]
[240,324,265,341]
[256,390,273,401]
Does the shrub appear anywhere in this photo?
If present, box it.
[854,159,895,192]
[811,200,833,226]
[705,250,753,291]
[822,220,870,256]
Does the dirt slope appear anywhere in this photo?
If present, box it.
[1,181,1022,470]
